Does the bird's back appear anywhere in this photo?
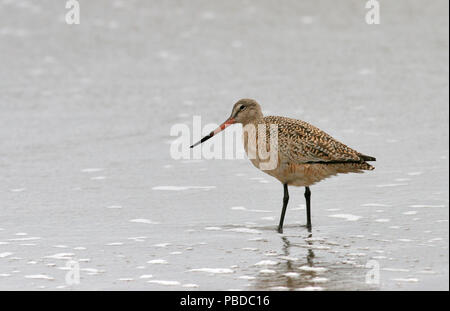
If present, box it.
[263,115,375,166]
[250,116,375,186]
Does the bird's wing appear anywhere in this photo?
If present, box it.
[265,116,365,164]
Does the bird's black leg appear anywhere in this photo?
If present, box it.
[278,183,289,233]
[305,186,312,230]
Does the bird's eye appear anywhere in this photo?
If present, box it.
[239,106,246,111]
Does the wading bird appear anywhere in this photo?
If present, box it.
[190,99,375,233]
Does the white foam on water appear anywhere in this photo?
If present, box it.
[182,283,199,288]
[128,236,147,242]
[376,183,408,188]
[170,251,182,255]
[428,237,443,242]
[403,211,418,215]
[407,172,422,176]
[375,219,390,222]
[51,245,68,249]
[189,268,234,274]
[254,260,279,266]
[147,280,180,286]
[283,272,300,278]
[152,186,215,191]
[418,270,437,275]
[106,242,123,246]
[139,274,153,279]
[25,274,54,280]
[296,286,323,291]
[238,275,256,280]
[0,242,9,245]
[392,278,419,283]
[310,277,329,283]
[204,227,222,231]
[81,268,105,274]
[231,206,247,210]
[44,253,74,260]
[242,247,258,251]
[271,286,289,291]
[278,256,299,261]
[8,236,41,241]
[348,253,366,257]
[81,168,104,173]
[325,208,341,211]
[15,232,27,236]
[397,239,413,242]
[259,269,276,274]
[0,252,13,258]
[382,268,410,272]
[227,228,262,234]
[298,266,327,273]
[147,259,168,264]
[0,274,11,277]
[261,216,275,221]
[248,209,272,213]
[409,204,445,208]
[10,188,26,192]
[153,243,171,248]
[74,247,86,250]
[129,219,159,225]
[329,214,362,221]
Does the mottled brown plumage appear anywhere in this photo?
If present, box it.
[191,98,376,232]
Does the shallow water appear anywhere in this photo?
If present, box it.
[0,0,448,290]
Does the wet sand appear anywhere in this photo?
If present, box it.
[0,0,448,290]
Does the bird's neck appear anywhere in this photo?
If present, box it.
[242,113,264,127]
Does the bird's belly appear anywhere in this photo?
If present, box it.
[242,130,347,186]
[246,157,345,187]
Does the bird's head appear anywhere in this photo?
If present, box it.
[229,98,263,125]
[190,98,263,148]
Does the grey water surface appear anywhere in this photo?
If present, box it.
[0,0,448,290]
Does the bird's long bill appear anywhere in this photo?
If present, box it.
[190,117,235,148]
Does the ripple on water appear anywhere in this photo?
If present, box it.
[25,274,54,280]
[226,228,262,234]
[189,268,234,274]
[329,214,362,221]
[129,219,159,225]
[298,266,327,273]
[147,280,180,286]
[152,186,215,191]
[254,260,279,266]
[147,259,168,264]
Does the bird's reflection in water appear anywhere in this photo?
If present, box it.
[251,228,375,291]
[253,231,327,291]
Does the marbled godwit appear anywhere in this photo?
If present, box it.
[191,99,376,233]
